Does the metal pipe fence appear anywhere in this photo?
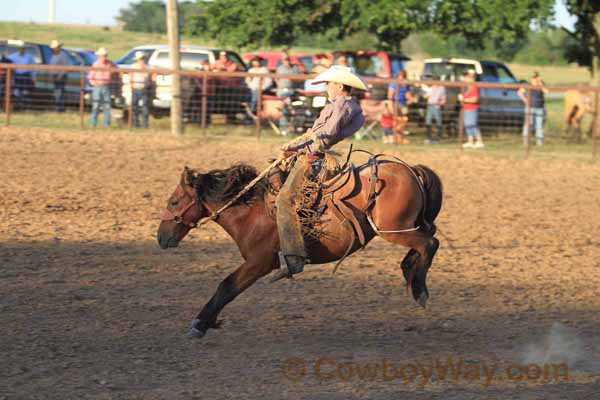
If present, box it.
[0,62,598,158]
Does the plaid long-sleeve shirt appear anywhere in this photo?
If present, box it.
[284,95,364,153]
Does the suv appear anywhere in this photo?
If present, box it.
[418,58,524,133]
[0,39,85,107]
[116,45,250,119]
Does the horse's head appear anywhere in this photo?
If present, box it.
[157,167,209,249]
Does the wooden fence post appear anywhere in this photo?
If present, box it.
[201,71,207,135]
[524,88,532,158]
[458,84,464,150]
[255,77,263,139]
[593,90,599,159]
[4,68,11,126]
[79,72,85,128]
[128,77,134,130]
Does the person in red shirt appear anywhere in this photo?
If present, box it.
[88,48,115,127]
[459,69,484,148]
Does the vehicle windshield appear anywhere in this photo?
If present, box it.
[0,44,42,63]
[78,51,97,66]
[423,62,474,81]
[482,63,517,83]
[296,56,313,72]
[336,54,385,77]
[116,49,154,65]
[155,51,210,69]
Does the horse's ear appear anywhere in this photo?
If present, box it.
[182,167,202,187]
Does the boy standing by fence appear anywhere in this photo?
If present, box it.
[459,70,484,149]
[425,75,446,144]
[519,71,547,146]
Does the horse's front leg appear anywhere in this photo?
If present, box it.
[187,254,277,338]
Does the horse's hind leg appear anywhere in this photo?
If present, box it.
[382,231,439,308]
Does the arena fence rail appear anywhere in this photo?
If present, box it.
[0,63,598,159]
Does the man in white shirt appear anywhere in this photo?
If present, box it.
[245,57,271,114]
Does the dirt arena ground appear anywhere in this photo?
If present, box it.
[1,126,600,399]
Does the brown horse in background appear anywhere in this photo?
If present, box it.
[157,154,443,338]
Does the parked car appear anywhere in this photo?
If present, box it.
[116,45,250,120]
[415,57,525,134]
[65,48,97,66]
[0,39,85,107]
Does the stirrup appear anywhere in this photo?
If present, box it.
[269,253,306,283]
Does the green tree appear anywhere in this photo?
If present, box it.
[562,0,600,83]
[199,0,554,54]
[429,0,553,60]
[117,0,166,33]
[116,1,205,35]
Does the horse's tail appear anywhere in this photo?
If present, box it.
[414,165,443,236]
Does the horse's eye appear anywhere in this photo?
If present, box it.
[170,199,179,207]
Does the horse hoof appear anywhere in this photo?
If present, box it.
[186,319,205,339]
[417,292,428,309]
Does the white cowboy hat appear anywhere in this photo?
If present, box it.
[134,51,145,60]
[50,40,62,49]
[95,47,108,56]
[312,65,367,91]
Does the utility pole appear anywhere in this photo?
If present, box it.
[166,0,182,135]
[49,0,56,23]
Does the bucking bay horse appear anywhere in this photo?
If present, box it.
[157,152,443,338]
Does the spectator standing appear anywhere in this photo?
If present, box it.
[518,71,548,146]
[387,69,413,136]
[8,43,36,110]
[129,51,152,128]
[49,40,69,112]
[424,75,446,144]
[87,48,114,127]
[245,57,271,114]
[459,70,484,148]
[275,55,299,135]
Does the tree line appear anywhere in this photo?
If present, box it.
[117,0,600,80]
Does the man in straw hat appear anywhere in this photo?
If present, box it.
[49,40,69,112]
[271,65,367,282]
[88,47,114,127]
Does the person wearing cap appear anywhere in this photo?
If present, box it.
[518,71,548,146]
[49,40,69,112]
[459,69,484,148]
[88,48,114,127]
[128,51,152,128]
[387,70,413,137]
[271,65,367,282]
[245,57,271,114]
[8,43,36,110]
[275,55,300,135]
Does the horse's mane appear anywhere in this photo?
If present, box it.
[197,163,267,204]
